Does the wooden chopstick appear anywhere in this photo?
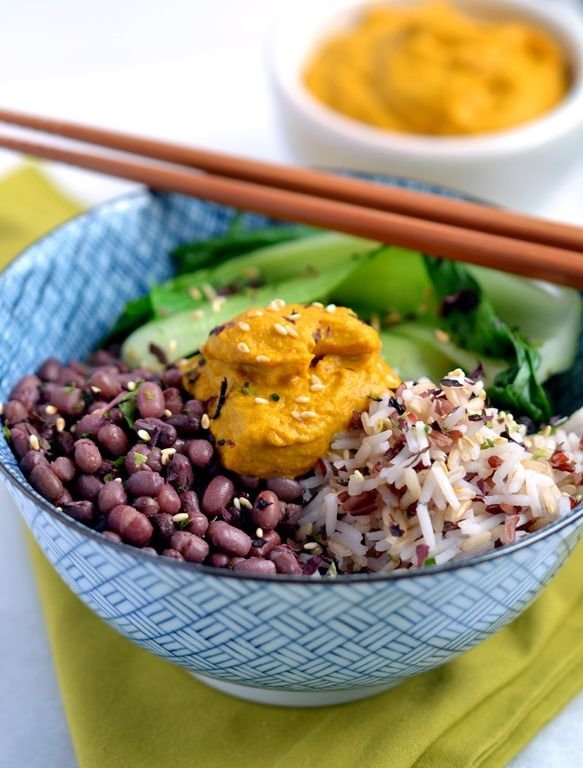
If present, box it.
[0,107,582,254]
[0,129,582,289]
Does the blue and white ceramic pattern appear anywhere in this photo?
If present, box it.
[1,177,583,707]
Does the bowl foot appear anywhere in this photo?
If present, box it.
[191,673,396,707]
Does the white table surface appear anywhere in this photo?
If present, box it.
[1,1,583,765]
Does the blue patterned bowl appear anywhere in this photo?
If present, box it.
[2,178,583,707]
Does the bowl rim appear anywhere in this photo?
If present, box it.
[270,0,583,159]
[1,183,583,585]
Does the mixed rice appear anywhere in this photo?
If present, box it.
[295,368,583,573]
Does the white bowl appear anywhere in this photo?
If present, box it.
[270,0,583,207]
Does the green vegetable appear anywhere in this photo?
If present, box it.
[335,245,580,386]
[149,233,377,319]
[171,225,314,274]
[423,256,551,422]
[122,257,368,368]
[423,557,437,567]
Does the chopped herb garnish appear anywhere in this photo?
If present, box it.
[133,451,149,468]
[240,381,255,396]
[2,425,11,440]
[423,557,437,567]
[112,456,126,469]
[63,384,77,393]
[480,438,496,450]
[119,397,138,428]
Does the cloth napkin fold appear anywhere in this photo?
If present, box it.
[4,166,583,768]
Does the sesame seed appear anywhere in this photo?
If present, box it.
[161,447,177,465]
[239,497,253,509]
[163,408,172,417]
[291,410,303,421]
[274,323,288,336]
[28,434,40,451]
[188,286,202,300]
[233,497,241,511]
[212,297,226,313]
[56,417,65,432]
[168,339,177,354]
[286,326,299,338]
[248,310,264,317]
[325,303,336,313]
[45,405,58,415]
[127,381,136,391]
[237,342,250,354]
[238,321,251,332]
[202,283,217,301]
[301,410,317,419]
[172,512,189,523]
[255,527,264,538]
[192,309,205,320]
[435,328,450,343]
[254,397,269,405]
[310,383,326,392]
[256,355,271,363]
[201,413,210,429]
[303,541,320,551]
[295,395,310,403]
[268,298,285,311]
[311,301,324,308]
[137,429,151,442]
[310,374,322,386]
[90,385,101,394]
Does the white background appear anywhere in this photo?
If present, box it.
[1,1,583,765]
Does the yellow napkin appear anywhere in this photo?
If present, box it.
[0,164,82,268]
[5,166,583,768]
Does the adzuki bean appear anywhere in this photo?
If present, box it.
[30,464,64,502]
[51,456,76,482]
[233,558,277,575]
[187,439,213,468]
[97,424,129,456]
[74,439,103,474]
[98,480,128,514]
[251,491,282,531]
[126,470,164,497]
[207,521,251,557]
[202,476,234,515]
[169,531,209,563]
[157,484,181,515]
[137,382,166,419]
[108,504,153,547]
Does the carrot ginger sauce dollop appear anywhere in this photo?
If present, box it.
[181,302,399,478]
